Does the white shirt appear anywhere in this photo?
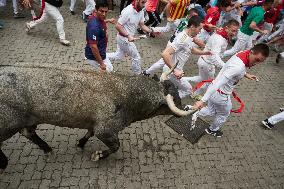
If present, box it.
[117,4,145,36]
[169,31,194,71]
[202,54,246,102]
[201,33,228,68]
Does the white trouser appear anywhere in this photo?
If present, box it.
[280,52,284,58]
[198,91,232,131]
[268,111,284,125]
[28,2,66,40]
[0,0,6,7]
[256,22,273,43]
[146,58,165,74]
[162,67,193,99]
[70,0,76,11]
[152,19,180,33]
[12,0,18,14]
[83,0,96,16]
[87,58,113,72]
[107,35,142,75]
[223,30,252,58]
[268,23,284,41]
[183,57,215,95]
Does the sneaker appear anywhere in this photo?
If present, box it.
[190,111,199,131]
[14,13,25,19]
[262,119,274,129]
[205,128,223,137]
[137,28,145,34]
[82,12,89,22]
[25,22,32,33]
[280,108,284,112]
[0,21,4,29]
[276,53,281,63]
[60,39,71,46]
[70,11,75,15]
[141,70,150,77]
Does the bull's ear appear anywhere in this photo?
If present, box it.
[152,74,159,82]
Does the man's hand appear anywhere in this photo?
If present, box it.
[150,32,161,37]
[99,62,106,71]
[127,35,135,42]
[261,30,269,35]
[193,101,204,110]
[105,18,116,24]
[173,69,184,79]
[21,0,31,8]
[245,73,259,81]
[167,17,174,22]
[202,51,212,56]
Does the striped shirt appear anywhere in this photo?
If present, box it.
[169,0,190,20]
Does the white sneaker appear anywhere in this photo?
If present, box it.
[60,39,70,46]
[25,22,32,33]
[190,111,199,131]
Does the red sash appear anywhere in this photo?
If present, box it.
[194,79,245,113]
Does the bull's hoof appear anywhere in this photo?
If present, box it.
[77,138,88,149]
[90,151,109,161]
[43,146,52,154]
[77,143,85,149]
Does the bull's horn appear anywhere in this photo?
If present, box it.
[161,62,178,81]
[166,94,197,116]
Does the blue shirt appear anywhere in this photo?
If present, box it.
[85,15,108,61]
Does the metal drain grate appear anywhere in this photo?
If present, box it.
[165,115,209,144]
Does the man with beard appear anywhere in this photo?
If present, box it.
[107,0,155,75]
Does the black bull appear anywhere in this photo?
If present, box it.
[0,66,194,171]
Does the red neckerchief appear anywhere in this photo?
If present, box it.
[132,1,141,12]
[216,28,229,41]
[236,50,250,67]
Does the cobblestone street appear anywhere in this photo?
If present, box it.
[0,2,284,189]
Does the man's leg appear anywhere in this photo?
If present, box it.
[144,58,165,75]
[12,0,25,18]
[104,56,114,72]
[168,74,193,99]
[257,22,273,43]
[223,31,250,58]
[45,3,69,44]
[83,0,96,16]
[152,21,176,33]
[70,0,77,14]
[87,58,113,72]
[107,37,126,61]
[268,111,284,125]
[208,93,232,133]
[128,42,142,75]
[26,5,48,31]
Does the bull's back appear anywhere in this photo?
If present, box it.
[0,66,129,127]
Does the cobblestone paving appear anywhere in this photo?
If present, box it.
[0,2,284,189]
